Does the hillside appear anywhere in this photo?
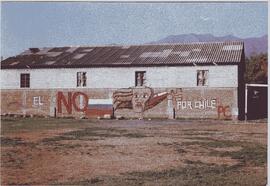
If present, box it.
[150,34,267,57]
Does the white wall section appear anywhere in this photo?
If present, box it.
[1,65,238,89]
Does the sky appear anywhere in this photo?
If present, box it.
[1,2,268,59]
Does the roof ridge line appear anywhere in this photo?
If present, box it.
[26,40,244,49]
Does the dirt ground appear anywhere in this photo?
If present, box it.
[0,117,267,185]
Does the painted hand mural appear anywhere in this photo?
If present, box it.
[3,88,235,120]
[113,86,168,113]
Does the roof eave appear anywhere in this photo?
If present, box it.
[1,62,240,69]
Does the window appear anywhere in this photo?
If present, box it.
[77,72,87,87]
[197,70,208,86]
[20,73,30,88]
[135,71,146,86]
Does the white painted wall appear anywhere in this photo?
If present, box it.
[0,65,238,89]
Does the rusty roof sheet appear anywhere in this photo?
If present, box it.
[1,41,244,69]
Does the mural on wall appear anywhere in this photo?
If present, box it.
[112,89,133,110]
[112,86,234,120]
[56,87,169,117]
[57,91,113,117]
[112,87,232,119]
[217,105,232,119]
[113,86,168,113]
[2,88,232,119]
[5,95,47,116]
[57,87,181,116]
[113,88,224,111]
[2,88,234,119]
[177,99,217,110]
[32,96,44,107]
[57,91,88,114]
[87,98,113,117]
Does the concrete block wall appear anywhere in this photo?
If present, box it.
[1,87,238,120]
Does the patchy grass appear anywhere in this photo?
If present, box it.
[1,117,267,185]
[157,142,187,154]
[182,129,220,136]
[1,150,26,169]
[183,138,267,166]
[1,137,36,147]
[122,132,148,138]
[1,137,26,146]
[53,177,105,185]
[233,144,266,166]
[59,163,265,186]
[182,139,241,148]
[1,116,95,134]
[182,129,219,132]
[210,144,266,166]
[42,127,148,144]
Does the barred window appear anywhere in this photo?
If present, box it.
[197,70,208,86]
[77,72,87,87]
[135,71,146,86]
[20,73,30,88]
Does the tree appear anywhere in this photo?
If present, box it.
[244,53,267,84]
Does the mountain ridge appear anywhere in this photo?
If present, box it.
[149,34,267,57]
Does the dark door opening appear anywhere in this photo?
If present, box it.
[247,86,267,120]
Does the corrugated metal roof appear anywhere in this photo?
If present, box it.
[1,41,244,69]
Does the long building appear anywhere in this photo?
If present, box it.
[1,41,245,120]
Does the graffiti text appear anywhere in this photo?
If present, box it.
[33,96,44,107]
[177,99,216,110]
[217,106,232,119]
[57,92,88,114]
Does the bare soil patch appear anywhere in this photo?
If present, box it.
[1,117,267,185]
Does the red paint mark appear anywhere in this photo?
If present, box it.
[72,92,88,112]
[57,92,72,114]
[85,109,113,118]
[146,92,168,110]
[57,92,88,114]
[217,105,231,119]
